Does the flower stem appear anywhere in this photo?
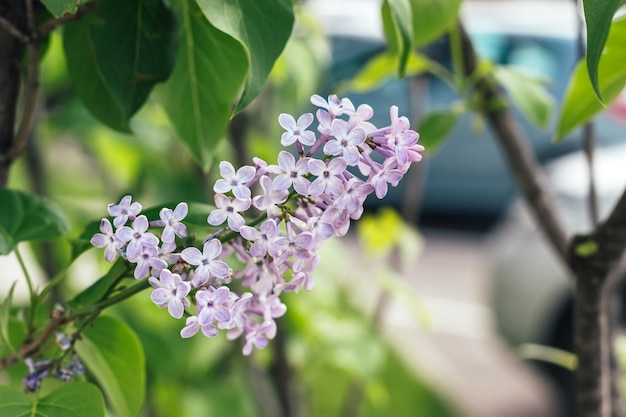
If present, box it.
[68,278,151,320]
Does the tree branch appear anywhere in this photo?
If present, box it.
[456,23,570,264]
[37,1,97,37]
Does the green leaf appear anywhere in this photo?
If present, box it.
[75,315,145,417]
[341,51,429,94]
[0,283,17,354]
[68,259,130,309]
[409,0,461,47]
[63,0,177,132]
[583,0,625,102]
[555,17,626,142]
[0,189,69,255]
[494,66,555,128]
[158,0,248,168]
[0,382,105,417]
[382,0,413,77]
[196,0,294,113]
[40,0,81,17]
[417,108,462,154]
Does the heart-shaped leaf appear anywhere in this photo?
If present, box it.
[0,189,69,255]
[75,315,146,417]
[0,382,105,417]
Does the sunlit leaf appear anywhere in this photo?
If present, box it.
[40,0,81,17]
[341,51,429,94]
[196,0,294,113]
[67,259,130,309]
[409,0,461,47]
[583,0,625,102]
[555,17,626,141]
[75,315,145,417]
[63,0,176,131]
[494,65,555,128]
[417,108,462,155]
[0,383,105,417]
[0,189,69,255]
[382,0,413,76]
[158,0,247,168]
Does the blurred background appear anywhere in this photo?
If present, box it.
[3,0,626,416]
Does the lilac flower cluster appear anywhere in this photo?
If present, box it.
[91,94,423,355]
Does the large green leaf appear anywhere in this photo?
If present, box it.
[417,108,462,155]
[555,16,626,142]
[0,383,105,417]
[67,259,130,309]
[196,0,294,113]
[494,65,554,128]
[382,0,413,77]
[409,0,461,47]
[40,0,81,17]
[158,0,248,168]
[63,0,176,132]
[0,189,69,255]
[583,0,625,102]
[75,315,146,417]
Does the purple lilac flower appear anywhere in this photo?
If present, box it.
[90,218,122,263]
[307,157,346,196]
[310,94,355,117]
[180,315,218,338]
[181,239,230,287]
[159,202,188,243]
[252,175,289,218]
[128,246,168,279]
[108,195,142,228]
[115,215,159,259]
[370,158,403,199]
[386,106,420,165]
[240,219,282,258]
[323,119,366,166]
[208,194,251,231]
[334,178,374,215]
[278,112,316,147]
[149,269,191,319]
[214,161,256,199]
[272,151,311,195]
[274,230,314,265]
[196,286,232,325]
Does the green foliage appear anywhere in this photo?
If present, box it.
[75,315,146,417]
[417,108,462,155]
[409,0,461,47]
[0,383,105,417]
[196,0,295,113]
[0,189,69,255]
[0,284,17,355]
[158,0,248,168]
[40,0,81,17]
[555,16,626,142]
[582,0,626,102]
[382,0,413,76]
[68,259,129,309]
[63,0,176,132]
[494,66,555,128]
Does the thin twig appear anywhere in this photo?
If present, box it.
[0,15,28,43]
[10,41,39,161]
[38,1,98,37]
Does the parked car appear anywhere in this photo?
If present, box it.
[308,0,626,230]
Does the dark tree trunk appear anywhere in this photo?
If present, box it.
[0,0,26,187]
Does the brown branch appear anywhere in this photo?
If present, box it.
[37,1,98,37]
[0,15,28,43]
[456,23,570,264]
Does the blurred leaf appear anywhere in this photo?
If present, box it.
[341,51,429,93]
[158,0,247,168]
[196,0,294,113]
[494,65,555,128]
[0,189,69,255]
[67,219,102,262]
[517,343,578,371]
[409,0,461,47]
[0,283,17,354]
[583,0,625,102]
[417,108,462,154]
[0,383,105,417]
[555,17,626,142]
[63,0,176,132]
[357,208,404,257]
[382,0,413,77]
[75,315,145,417]
[68,259,130,309]
[40,0,81,17]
